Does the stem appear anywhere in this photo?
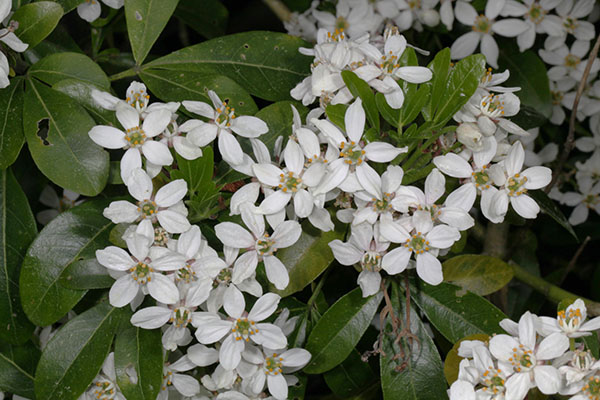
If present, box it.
[306,267,331,309]
[546,33,600,193]
[512,263,600,316]
[262,0,293,22]
[558,235,591,285]
[484,222,510,312]
[109,67,138,81]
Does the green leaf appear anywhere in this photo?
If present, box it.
[434,54,485,126]
[400,84,430,126]
[52,79,118,126]
[304,288,383,374]
[0,78,25,169]
[498,43,552,119]
[20,199,114,326]
[325,103,348,131]
[0,344,36,398]
[125,0,179,64]
[0,169,36,344]
[34,302,125,400]
[529,190,577,240]
[174,0,228,39]
[273,225,344,297]
[23,77,109,196]
[443,254,514,296]
[425,48,451,120]
[510,104,547,130]
[324,349,376,398]
[140,69,258,115]
[375,92,399,128]
[114,326,164,400]
[11,1,64,48]
[60,259,114,289]
[411,280,507,343]
[402,164,435,185]
[51,0,85,13]
[254,100,307,152]
[29,52,110,89]
[145,31,311,101]
[380,282,447,400]
[341,70,380,132]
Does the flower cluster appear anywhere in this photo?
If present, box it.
[449,299,600,400]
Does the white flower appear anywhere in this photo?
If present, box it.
[558,350,600,397]
[36,186,82,225]
[550,0,596,46]
[158,356,201,400]
[96,232,184,307]
[489,312,569,398]
[539,39,600,82]
[549,77,577,125]
[575,152,600,191]
[576,113,600,154]
[490,141,552,221]
[214,207,300,290]
[478,68,520,94]
[562,181,600,225]
[77,0,124,22]
[448,380,476,400]
[500,0,563,51]
[329,223,390,297]
[538,299,600,338]
[0,0,28,89]
[88,104,174,181]
[451,0,529,67]
[312,0,382,38]
[182,91,268,165]
[155,116,204,161]
[394,0,440,32]
[455,92,527,137]
[193,293,287,370]
[83,353,125,400]
[104,168,189,233]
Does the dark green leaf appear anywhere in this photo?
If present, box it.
[174,0,228,39]
[0,348,35,398]
[341,70,380,132]
[375,92,399,128]
[124,0,179,64]
[529,190,577,240]
[52,79,119,126]
[400,84,430,126]
[145,31,311,101]
[304,288,383,374]
[324,349,376,398]
[254,100,307,152]
[114,326,164,400]
[51,0,85,13]
[380,283,447,400]
[35,302,125,400]
[443,254,514,296]
[425,48,451,120]
[411,280,507,343]
[0,169,36,344]
[402,164,435,185]
[325,103,348,131]
[0,78,25,169]
[29,52,110,89]
[20,199,114,326]
[140,69,258,115]
[273,225,343,297]
[12,1,63,48]
[23,77,109,196]
[510,104,547,130]
[60,259,114,289]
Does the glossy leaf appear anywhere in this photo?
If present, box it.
[0,348,35,398]
[341,70,380,132]
[400,84,430,126]
[254,100,307,152]
[20,199,114,326]
[145,31,311,101]
[35,302,125,400]
[443,254,514,296]
[324,349,376,398]
[174,0,228,39]
[60,259,114,289]
[125,0,179,64]
[23,77,109,196]
[304,288,383,374]
[29,52,110,89]
[0,78,25,169]
[529,190,577,240]
[411,280,507,343]
[380,283,447,400]
[325,103,347,131]
[52,79,119,126]
[273,225,343,297]
[114,326,164,400]
[140,69,258,115]
[0,169,36,344]
[425,48,451,120]
[12,1,64,48]
[375,92,399,128]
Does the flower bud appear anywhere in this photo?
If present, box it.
[420,9,440,27]
[456,122,484,152]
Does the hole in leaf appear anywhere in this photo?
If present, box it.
[243,43,249,49]
[36,118,51,146]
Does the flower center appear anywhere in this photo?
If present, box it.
[565,54,581,68]
[137,200,158,218]
[564,17,578,34]
[232,317,258,341]
[481,94,505,117]
[506,174,528,197]
[278,171,303,193]
[213,267,232,288]
[481,67,493,85]
[129,262,152,285]
[171,307,192,328]
[404,234,430,254]
[473,15,491,33]
[551,90,564,105]
[408,0,420,9]
[371,193,393,213]
[361,251,382,272]
[215,102,236,127]
[264,353,284,375]
[256,234,277,256]
[380,52,400,75]
[584,375,600,400]
[176,264,197,284]
[558,307,583,332]
[481,367,506,395]
[340,141,365,165]
[471,167,492,190]
[153,227,170,247]
[326,28,346,42]
[573,350,594,370]
[509,345,536,373]
[162,370,173,390]
[125,126,147,147]
[585,194,600,208]
[527,3,545,24]
[91,379,117,400]
[335,17,349,31]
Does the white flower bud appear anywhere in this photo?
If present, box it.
[456,122,484,152]
[420,9,440,27]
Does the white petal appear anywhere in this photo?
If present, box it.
[156,209,191,234]
[88,126,126,149]
[215,222,255,248]
[381,247,411,274]
[450,32,480,60]
[426,225,460,249]
[218,130,244,165]
[109,276,138,307]
[96,246,134,270]
[187,343,219,367]
[510,195,540,219]
[126,168,153,201]
[223,285,245,319]
[142,109,171,137]
[271,220,301,248]
[188,123,218,147]
[249,293,280,322]
[259,190,292,215]
[155,179,187,207]
[219,334,244,370]
[141,141,173,167]
[536,332,569,360]
[183,101,214,118]
[433,153,472,178]
[416,252,443,285]
[534,365,560,394]
[103,201,139,224]
[329,240,363,265]
[363,142,406,162]
[232,251,259,284]
[172,373,200,396]
[231,116,268,138]
[147,273,179,304]
[130,306,172,329]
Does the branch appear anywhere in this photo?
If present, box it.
[546,33,600,193]
[512,262,600,316]
[262,0,293,23]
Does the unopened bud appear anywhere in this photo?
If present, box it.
[420,10,440,27]
[456,122,484,152]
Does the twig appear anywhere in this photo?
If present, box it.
[262,0,293,23]
[546,34,600,193]
[558,235,591,285]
